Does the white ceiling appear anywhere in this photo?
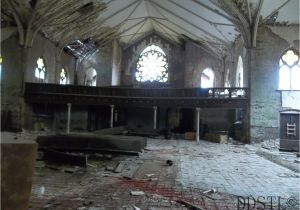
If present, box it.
[96,0,299,56]
[2,0,298,57]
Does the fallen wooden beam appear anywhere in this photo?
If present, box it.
[37,133,147,154]
[176,200,204,210]
[93,126,125,135]
[43,148,87,167]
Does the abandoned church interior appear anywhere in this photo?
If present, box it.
[1,0,300,209]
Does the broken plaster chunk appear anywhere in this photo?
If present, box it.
[130,191,145,196]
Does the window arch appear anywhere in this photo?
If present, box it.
[236,56,243,87]
[85,67,97,86]
[60,68,68,85]
[279,48,300,90]
[225,69,230,87]
[35,57,46,81]
[201,68,214,88]
[135,44,168,83]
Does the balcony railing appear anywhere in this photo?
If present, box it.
[25,83,248,98]
[24,83,248,108]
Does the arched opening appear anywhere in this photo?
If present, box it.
[279,49,300,90]
[35,57,46,81]
[85,67,97,86]
[236,56,243,87]
[135,44,168,83]
[201,68,214,88]
[225,69,230,87]
[60,68,68,85]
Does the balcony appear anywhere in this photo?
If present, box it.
[24,83,249,108]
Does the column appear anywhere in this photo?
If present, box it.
[196,107,201,142]
[66,103,72,134]
[153,106,158,129]
[110,104,115,128]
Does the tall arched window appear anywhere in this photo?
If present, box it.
[85,67,97,86]
[35,57,46,81]
[60,68,68,85]
[225,69,230,87]
[135,44,168,83]
[201,68,214,88]
[236,56,243,87]
[279,49,300,90]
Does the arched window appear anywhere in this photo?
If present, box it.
[60,68,68,85]
[35,57,46,81]
[85,67,97,86]
[201,68,214,88]
[279,49,300,90]
[236,56,243,87]
[225,69,230,87]
[135,44,168,83]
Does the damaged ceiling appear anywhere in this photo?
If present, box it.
[1,0,299,58]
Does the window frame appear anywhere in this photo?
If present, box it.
[278,48,300,91]
[201,68,215,88]
[59,67,69,85]
[135,44,169,83]
[35,57,47,82]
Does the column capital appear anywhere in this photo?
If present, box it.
[196,107,201,112]
[110,104,115,108]
[67,103,72,107]
[153,106,158,110]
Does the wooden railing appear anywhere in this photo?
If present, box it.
[24,83,248,108]
[25,83,248,98]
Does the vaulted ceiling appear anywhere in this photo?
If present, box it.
[1,0,299,58]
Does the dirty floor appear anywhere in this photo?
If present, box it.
[29,138,300,210]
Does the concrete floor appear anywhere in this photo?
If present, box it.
[28,137,300,209]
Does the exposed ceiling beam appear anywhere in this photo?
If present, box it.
[127,18,148,44]
[153,19,180,43]
[192,0,238,23]
[168,0,234,26]
[112,0,143,29]
[120,18,146,35]
[252,0,264,47]
[261,0,291,25]
[149,0,228,44]
[152,18,222,58]
[124,30,155,49]
[167,0,231,42]
[99,0,140,24]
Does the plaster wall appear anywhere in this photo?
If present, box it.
[184,42,223,88]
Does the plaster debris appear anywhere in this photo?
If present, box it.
[130,191,145,196]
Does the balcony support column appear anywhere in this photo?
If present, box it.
[110,105,115,128]
[66,103,72,134]
[153,106,158,129]
[196,107,201,142]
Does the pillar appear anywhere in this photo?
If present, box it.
[66,103,72,134]
[196,107,201,142]
[110,104,115,128]
[153,106,158,129]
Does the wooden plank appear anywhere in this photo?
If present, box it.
[43,148,87,167]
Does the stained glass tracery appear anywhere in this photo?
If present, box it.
[279,49,300,90]
[136,45,168,83]
[35,57,46,80]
